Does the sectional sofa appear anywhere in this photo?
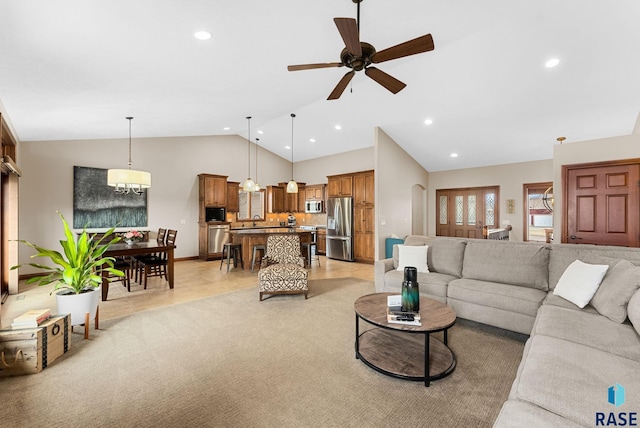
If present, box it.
[374,236,640,427]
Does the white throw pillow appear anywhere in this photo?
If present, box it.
[553,260,609,308]
[396,245,429,273]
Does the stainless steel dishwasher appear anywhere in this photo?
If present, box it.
[208,224,229,254]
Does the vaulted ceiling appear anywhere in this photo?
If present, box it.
[0,0,638,171]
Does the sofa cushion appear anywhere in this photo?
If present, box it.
[427,238,466,277]
[393,236,466,277]
[448,278,546,317]
[512,335,640,427]
[591,260,640,323]
[494,400,584,428]
[548,244,640,290]
[542,292,599,314]
[396,244,428,272]
[531,305,640,361]
[552,260,609,308]
[629,288,640,336]
[462,241,549,290]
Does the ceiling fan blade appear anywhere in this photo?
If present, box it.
[327,70,355,100]
[334,18,362,57]
[364,67,406,94]
[371,34,434,64]
[287,62,343,72]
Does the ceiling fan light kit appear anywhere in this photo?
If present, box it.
[287,0,435,100]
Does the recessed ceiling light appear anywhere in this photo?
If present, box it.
[424,119,433,125]
[257,130,264,135]
[285,145,291,150]
[223,127,230,131]
[545,58,560,68]
[450,153,458,158]
[334,125,342,130]
[194,31,212,40]
[310,138,316,143]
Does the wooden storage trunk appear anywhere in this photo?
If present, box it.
[0,314,71,377]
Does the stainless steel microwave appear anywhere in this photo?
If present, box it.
[305,200,322,213]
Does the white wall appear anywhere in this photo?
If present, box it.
[428,159,554,241]
[375,127,429,259]
[294,147,374,185]
[18,135,292,268]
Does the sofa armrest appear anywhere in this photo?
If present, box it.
[374,258,395,292]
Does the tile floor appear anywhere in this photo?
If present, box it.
[1,256,374,327]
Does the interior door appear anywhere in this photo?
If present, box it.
[564,161,640,246]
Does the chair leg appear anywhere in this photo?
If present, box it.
[237,248,244,269]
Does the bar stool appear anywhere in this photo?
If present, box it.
[251,244,266,273]
[220,243,243,272]
[301,241,320,268]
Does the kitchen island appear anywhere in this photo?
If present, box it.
[230,228,312,271]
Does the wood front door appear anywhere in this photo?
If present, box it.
[436,186,499,238]
[564,160,640,247]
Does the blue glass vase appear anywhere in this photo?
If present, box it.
[401,266,420,312]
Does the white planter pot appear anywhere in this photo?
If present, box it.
[56,287,100,326]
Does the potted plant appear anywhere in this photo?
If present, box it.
[12,211,124,326]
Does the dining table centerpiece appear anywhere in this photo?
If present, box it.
[122,229,144,245]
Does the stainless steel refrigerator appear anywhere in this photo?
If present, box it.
[326,197,354,261]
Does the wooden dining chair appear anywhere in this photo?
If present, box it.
[138,229,177,289]
[134,228,167,283]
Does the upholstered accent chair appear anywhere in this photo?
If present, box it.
[258,234,308,301]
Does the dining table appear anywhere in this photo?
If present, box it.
[101,240,176,301]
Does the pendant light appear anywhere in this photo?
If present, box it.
[107,117,151,195]
[241,116,255,192]
[254,137,261,191]
[286,113,298,193]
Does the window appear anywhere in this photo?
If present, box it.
[237,190,265,221]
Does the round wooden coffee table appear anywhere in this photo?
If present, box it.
[354,292,457,387]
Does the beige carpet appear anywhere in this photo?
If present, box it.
[0,278,526,428]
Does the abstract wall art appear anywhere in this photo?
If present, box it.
[73,166,148,229]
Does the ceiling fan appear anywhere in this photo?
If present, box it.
[287,0,435,100]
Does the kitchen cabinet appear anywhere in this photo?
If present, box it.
[316,228,327,255]
[267,186,285,213]
[354,233,374,261]
[354,171,374,205]
[327,175,353,197]
[305,184,325,200]
[226,181,240,212]
[198,173,228,222]
[199,174,227,207]
[278,182,306,213]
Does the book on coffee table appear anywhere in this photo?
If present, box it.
[11,308,52,329]
[386,308,422,326]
